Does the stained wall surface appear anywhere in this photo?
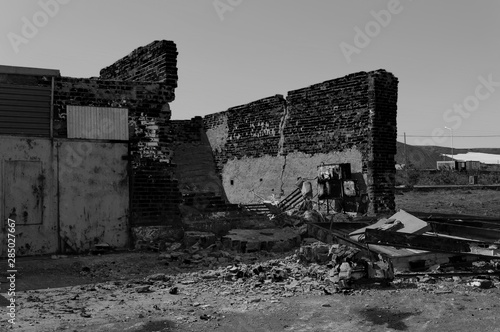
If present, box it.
[204,70,398,214]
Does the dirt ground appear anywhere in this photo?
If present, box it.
[1,189,500,332]
[395,188,500,216]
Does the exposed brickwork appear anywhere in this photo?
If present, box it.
[284,71,372,162]
[53,77,174,138]
[163,117,223,196]
[131,161,182,226]
[204,95,286,173]
[99,40,178,89]
[367,71,398,212]
[52,40,182,227]
[204,70,398,215]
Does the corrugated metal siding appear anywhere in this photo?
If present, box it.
[0,84,51,136]
[67,106,128,140]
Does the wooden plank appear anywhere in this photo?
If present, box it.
[364,228,500,258]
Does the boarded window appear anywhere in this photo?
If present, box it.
[67,106,128,140]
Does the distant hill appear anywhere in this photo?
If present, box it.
[395,142,500,169]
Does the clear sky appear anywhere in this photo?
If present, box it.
[1,0,499,148]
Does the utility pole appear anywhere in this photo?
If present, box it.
[404,132,408,167]
[445,127,454,161]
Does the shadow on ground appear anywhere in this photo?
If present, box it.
[358,308,419,331]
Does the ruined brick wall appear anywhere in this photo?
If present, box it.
[130,161,181,227]
[204,95,286,173]
[204,70,398,215]
[53,40,183,226]
[99,40,178,89]
[283,71,372,162]
[367,71,398,212]
[164,117,223,196]
[52,77,182,226]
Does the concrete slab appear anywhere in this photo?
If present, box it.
[222,228,301,253]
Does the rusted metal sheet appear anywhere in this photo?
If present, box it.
[364,228,500,258]
[58,140,129,252]
[0,84,51,136]
[67,106,128,140]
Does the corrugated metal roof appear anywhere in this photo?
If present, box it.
[0,84,51,136]
[0,65,60,77]
[67,106,128,140]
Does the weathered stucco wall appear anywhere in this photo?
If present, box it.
[0,137,130,256]
[58,141,129,252]
[205,70,398,215]
[220,150,365,205]
[0,137,58,256]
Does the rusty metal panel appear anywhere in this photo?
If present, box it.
[0,84,51,136]
[67,106,128,140]
[58,141,129,252]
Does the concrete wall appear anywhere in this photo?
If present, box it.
[0,137,58,256]
[0,136,130,256]
[204,70,398,215]
[58,140,129,252]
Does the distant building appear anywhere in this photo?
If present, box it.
[436,160,480,171]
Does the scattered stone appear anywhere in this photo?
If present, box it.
[181,280,196,285]
[146,273,169,282]
[469,279,493,289]
[135,285,151,293]
[169,287,178,295]
[184,231,216,248]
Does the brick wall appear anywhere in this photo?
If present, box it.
[164,117,223,196]
[52,40,183,226]
[204,95,286,173]
[204,70,398,215]
[130,161,181,227]
[99,40,178,90]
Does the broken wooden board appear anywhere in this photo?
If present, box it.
[349,209,431,237]
[308,222,484,272]
[364,228,500,258]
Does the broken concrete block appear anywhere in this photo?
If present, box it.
[184,231,216,248]
[222,228,301,253]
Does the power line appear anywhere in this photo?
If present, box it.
[398,135,500,138]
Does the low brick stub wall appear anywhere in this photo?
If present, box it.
[204,69,398,215]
